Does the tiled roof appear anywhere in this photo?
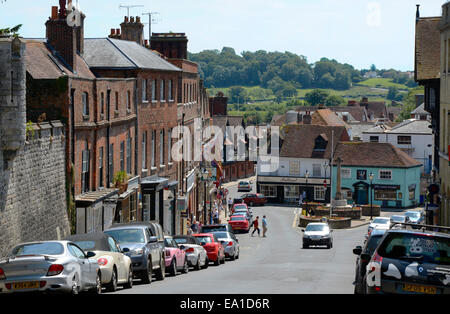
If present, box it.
[84,38,181,72]
[313,109,350,129]
[333,142,422,168]
[24,40,95,80]
[280,125,350,159]
[415,17,441,81]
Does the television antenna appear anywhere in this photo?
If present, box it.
[142,12,161,43]
[119,4,144,18]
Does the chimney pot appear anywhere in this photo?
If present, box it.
[59,0,67,18]
[144,39,149,46]
[125,16,129,23]
[130,16,135,23]
[111,28,116,35]
[136,16,141,23]
[51,6,58,20]
[116,28,121,35]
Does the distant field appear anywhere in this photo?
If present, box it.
[356,78,410,90]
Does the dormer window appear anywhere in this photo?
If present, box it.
[313,134,328,151]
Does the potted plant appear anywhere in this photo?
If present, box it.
[113,171,128,194]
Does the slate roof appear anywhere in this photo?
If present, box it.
[280,125,350,159]
[415,17,441,81]
[333,142,422,168]
[411,103,429,115]
[388,119,431,134]
[84,38,181,72]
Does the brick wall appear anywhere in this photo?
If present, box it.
[0,122,70,258]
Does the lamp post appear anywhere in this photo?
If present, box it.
[369,172,374,220]
[305,170,310,213]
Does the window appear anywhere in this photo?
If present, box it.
[126,134,132,174]
[130,193,137,222]
[142,132,147,170]
[168,80,173,101]
[160,80,165,101]
[289,161,300,176]
[260,185,277,197]
[152,80,157,101]
[99,147,104,188]
[370,136,379,143]
[341,168,351,179]
[82,92,89,116]
[107,237,120,253]
[120,141,125,172]
[109,144,114,185]
[379,170,392,180]
[142,79,147,102]
[397,136,411,145]
[357,170,367,180]
[100,92,104,115]
[68,244,86,259]
[151,130,156,167]
[314,186,326,200]
[160,130,164,165]
[126,91,131,110]
[81,143,90,193]
[313,164,321,177]
[168,129,172,163]
[284,185,299,199]
[115,92,119,111]
[374,189,397,201]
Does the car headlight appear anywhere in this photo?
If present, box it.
[132,248,144,256]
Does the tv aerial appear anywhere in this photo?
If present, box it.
[119,4,144,18]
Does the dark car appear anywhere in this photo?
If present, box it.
[362,224,450,294]
[353,228,387,294]
[232,198,244,206]
[241,193,267,206]
[201,224,234,234]
[104,221,166,284]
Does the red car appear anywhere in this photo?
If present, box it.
[193,233,226,266]
[228,215,250,233]
[241,193,267,206]
[164,236,189,276]
[232,203,248,214]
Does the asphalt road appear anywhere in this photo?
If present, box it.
[111,181,372,294]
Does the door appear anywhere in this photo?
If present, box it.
[68,244,93,288]
[108,237,126,281]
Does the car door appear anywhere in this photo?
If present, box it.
[145,227,159,268]
[172,239,183,267]
[108,236,125,281]
[68,243,93,288]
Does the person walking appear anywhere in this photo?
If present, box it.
[251,216,260,237]
[262,215,268,237]
[213,208,219,224]
[227,197,233,216]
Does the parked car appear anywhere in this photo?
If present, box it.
[353,228,388,294]
[0,241,102,294]
[390,215,409,228]
[404,211,424,226]
[104,221,166,284]
[362,226,450,294]
[233,198,244,206]
[211,231,240,260]
[241,193,267,206]
[201,224,234,234]
[65,232,133,292]
[232,209,253,225]
[238,180,252,192]
[164,236,189,276]
[228,215,250,233]
[367,217,391,238]
[172,235,209,270]
[232,203,249,214]
[193,233,226,266]
[302,223,333,249]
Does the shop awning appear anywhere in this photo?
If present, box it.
[141,175,169,193]
[75,188,119,207]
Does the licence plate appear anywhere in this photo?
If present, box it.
[13,281,40,290]
[403,284,437,294]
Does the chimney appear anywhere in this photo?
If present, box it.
[116,28,121,36]
[124,16,129,23]
[51,6,58,19]
[303,111,312,124]
[416,4,420,23]
[46,0,77,70]
[120,16,143,45]
[111,28,116,36]
[150,33,188,59]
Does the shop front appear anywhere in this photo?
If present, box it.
[140,176,168,228]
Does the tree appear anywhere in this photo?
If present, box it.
[305,89,330,106]
[324,95,346,107]
[370,64,377,72]
[230,86,248,104]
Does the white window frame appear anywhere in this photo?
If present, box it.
[142,132,147,170]
[312,164,321,177]
[260,185,277,198]
[379,170,392,180]
[160,130,164,166]
[82,92,89,116]
[341,168,352,179]
[160,80,165,102]
[289,161,300,176]
[168,129,172,163]
[152,79,157,102]
[168,80,173,101]
[142,79,148,102]
[151,130,156,168]
[314,186,326,201]
[284,185,299,199]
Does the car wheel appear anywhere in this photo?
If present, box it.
[303,243,308,249]
[71,277,79,295]
[250,202,254,206]
[194,255,201,271]
[155,256,166,281]
[140,258,152,284]
[123,267,133,289]
[230,249,236,261]
[220,254,225,264]
[214,256,220,266]
[202,257,209,269]
[89,272,102,294]
[106,268,118,292]
[236,249,240,259]
[169,258,177,276]
[182,258,189,274]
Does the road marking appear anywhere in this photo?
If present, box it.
[292,213,299,228]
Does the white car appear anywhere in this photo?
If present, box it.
[66,232,133,292]
[238,180,252,192]
[172,235,209,270]
[367,217,391,237]
[302,223,333,249]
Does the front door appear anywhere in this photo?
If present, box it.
[353,182,369,205]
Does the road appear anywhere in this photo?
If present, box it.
[112,181,369,294]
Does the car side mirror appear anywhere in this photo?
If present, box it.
[301,229,305,232]
[353,246,362,255]
[122,247,130,253]
[86,251,96,258]
[148,236,158,243]
[201,242,206,246]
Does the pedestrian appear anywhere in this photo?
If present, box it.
[213,208,219,224]
[191,220,199,233]
[227,197,233,216]
[251,216,260,237]
[262,215,268,237]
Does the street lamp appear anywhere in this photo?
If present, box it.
[369,172,374,220]
[305,170,310,212]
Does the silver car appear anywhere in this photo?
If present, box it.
[172,235,209,270]
[302,223,333,249]
[210,231,240,260]
[0,241,101,294]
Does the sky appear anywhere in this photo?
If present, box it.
[0,0,445,71]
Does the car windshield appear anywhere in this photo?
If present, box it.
[239,182,248,185]
[391,216,405,222]
[195,236,212,244]
[405,212,420,219]
[105,229,146,244]
[73,241,96,251]
[372,218,390,224]
[377,233,450,265]
[234,205,247,210]
[306,225,327,232]
[258,194,265,198]
[230,216,245,221]
[202,226,225,232]
[212,232,228,239]
[173,237,196,245]
[12,242,64,256]
[364,235,384,256]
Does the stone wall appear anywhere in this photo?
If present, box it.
[0,122,71,258]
